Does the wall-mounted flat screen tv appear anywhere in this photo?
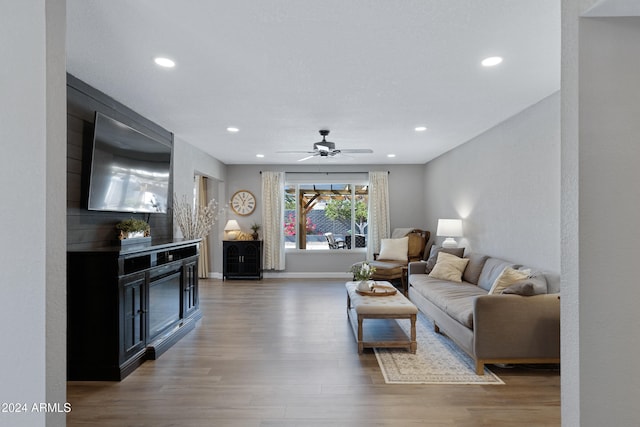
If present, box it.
[87,112,171,213]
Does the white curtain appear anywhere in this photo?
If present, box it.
[367,171,390,260]
[196,175,210,278]
[261,171,286,270]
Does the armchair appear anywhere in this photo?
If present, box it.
[368,229,430,294]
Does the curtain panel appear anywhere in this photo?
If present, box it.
[367,171,390,260]
[197,175,210,278]
[261,171,286,270]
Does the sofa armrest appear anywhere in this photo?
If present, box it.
[473,294,560,359]
[408,261,427,276]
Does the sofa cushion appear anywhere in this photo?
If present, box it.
[428,252,469,283]
[489,266,531,295]
[424,245,465,273]
[462,253,490,285]
[378,237,409,262]
[369,260,405,278]
[410,275,486,328]
[477,258,518,292]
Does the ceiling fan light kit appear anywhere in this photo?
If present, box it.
[279,129,373,162]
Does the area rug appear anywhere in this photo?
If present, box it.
[373,313,504,385]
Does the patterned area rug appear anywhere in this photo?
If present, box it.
[374,313,504,385]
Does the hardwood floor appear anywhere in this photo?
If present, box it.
[67,279,560,426]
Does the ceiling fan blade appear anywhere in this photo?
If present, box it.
[297,154,317,162]
[340,148,374,154]
[277,150,315,154]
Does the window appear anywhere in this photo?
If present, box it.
[284,182,369,250]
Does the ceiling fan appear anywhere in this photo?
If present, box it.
[278,130,374,162]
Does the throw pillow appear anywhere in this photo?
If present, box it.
[424,245,465,273]
[488,267,531,295]
[462,253,490,285]
[502,274,548,296]
[378,236,409,262]
[502,281,535,296]
[428,252,470,283]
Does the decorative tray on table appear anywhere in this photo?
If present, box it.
[355,283,398,296]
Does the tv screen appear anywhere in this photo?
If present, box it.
[87,112,171,213]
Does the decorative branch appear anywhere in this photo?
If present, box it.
[173,193,218,239]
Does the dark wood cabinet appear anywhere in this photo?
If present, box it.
[223,240,263,280]
[120,273,147,363]
[68,239,202,380]
[182,259,198,318]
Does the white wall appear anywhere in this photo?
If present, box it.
[561,1,589,423]
[576,16,640,427]
[562,2,640,425]
[45,1,68,426]
[422,92,561,289]
[0,1,66,426]
[225,164,427,276]
[173,137,227,274]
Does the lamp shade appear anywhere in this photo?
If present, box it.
[436,219,463,237]
[224,220,241,240]
[224,220,241,231]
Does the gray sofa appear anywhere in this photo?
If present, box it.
[408,252,560,374]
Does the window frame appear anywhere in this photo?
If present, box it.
[284,179,369,252]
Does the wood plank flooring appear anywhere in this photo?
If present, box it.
[67,279,560,426]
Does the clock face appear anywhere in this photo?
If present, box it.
[230,190,256,216]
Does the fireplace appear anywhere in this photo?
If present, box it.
[148,269,181,339]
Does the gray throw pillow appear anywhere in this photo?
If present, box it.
[502,275,548,296]
[462,253,489,285]
[502,281,535,296]
[424,245,465,273]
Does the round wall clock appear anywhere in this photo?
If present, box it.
[230,190,256,216]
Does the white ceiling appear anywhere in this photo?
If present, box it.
[66,0,560,165]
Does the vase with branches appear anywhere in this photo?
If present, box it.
[173,193,218,239]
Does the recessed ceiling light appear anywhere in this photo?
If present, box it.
[226,127,239,133]
[154,57,175,68]
[414,126,427,132]
[256,154,264,158]
[481,56,503,67]
[387,154,396,158]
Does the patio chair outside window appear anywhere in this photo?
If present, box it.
[325,232,346,249]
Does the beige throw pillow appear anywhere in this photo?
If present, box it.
[428,252,470,283]
[378,237,409,261]
[489,267,531,295]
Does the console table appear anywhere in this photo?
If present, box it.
[67,239,202,380]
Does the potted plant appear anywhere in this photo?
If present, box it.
[349,262,377,291]
[116,218,150,240]
[250,222,261,240]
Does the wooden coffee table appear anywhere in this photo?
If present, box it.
[345,281,418,354]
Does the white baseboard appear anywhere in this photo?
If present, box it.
[263,272,352,279]
[206,271,351,280]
